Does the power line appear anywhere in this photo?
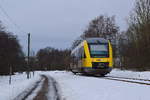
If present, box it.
[0,4,26,34]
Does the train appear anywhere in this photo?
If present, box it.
[70,38,113,76]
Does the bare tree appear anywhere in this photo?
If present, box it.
[83,15,119,43]
[120,0,150,70]
[0,21,26,74]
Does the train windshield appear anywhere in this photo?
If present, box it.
[89,44,109,58]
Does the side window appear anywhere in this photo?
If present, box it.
[77,47,83,59]
[81,47,86,58]
[79,48,82,59]
[83,50,86,58]
[77,49,80,60]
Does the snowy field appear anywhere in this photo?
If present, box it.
[0,72,41,100]
[0,69,150,100]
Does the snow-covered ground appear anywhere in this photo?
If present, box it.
[0,69,150,100]
[0,72,41,100]
[109,69,150,80]
[45,69,150,100]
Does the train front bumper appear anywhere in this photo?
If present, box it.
[83,67,112,75]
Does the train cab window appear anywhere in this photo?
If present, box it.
[89,43,109,58]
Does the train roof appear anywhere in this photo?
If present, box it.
[85,38,108,44]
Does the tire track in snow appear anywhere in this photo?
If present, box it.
[13,75,62,100]
[33,75,61,100]
[13,76,44,100]
[33,75,48,100]
[46,76,61,100]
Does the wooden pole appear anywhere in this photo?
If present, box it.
[27,33,30,79]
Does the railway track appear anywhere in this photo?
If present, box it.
[106,76,150,82]
[79,74,150,86]
[103,76,150,85]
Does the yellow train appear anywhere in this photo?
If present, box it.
[70,38,113,76]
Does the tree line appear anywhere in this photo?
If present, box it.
[36,47,71,71]
[118,0,150,71]
[0,21,26,75]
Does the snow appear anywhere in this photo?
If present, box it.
[26,78,44,100]
[108,69,150,80]
[0,72,41,100]
[46,76,60,100]
[45,70,150,100]
[0,69,150,100]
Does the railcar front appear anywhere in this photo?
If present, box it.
[71,38,113,76]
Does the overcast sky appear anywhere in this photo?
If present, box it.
[0,0,135,53]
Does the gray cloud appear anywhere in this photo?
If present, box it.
[0,0,135,52]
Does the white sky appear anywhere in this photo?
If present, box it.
[0,0,135,53]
